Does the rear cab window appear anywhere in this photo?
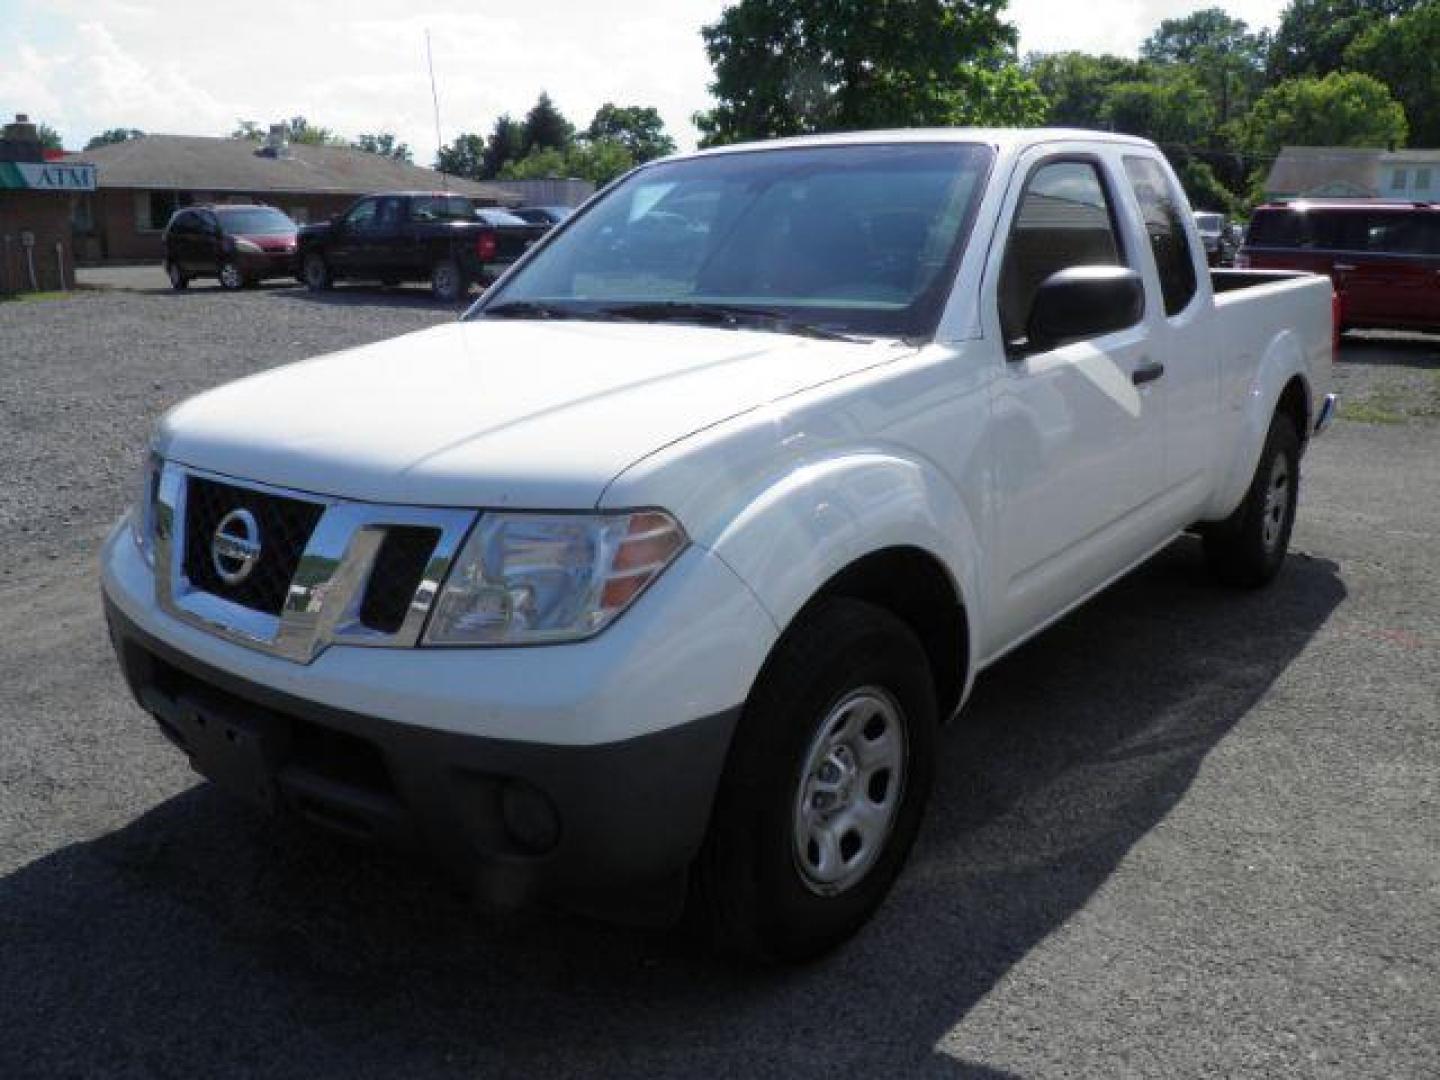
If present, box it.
[1123,155,1199,317]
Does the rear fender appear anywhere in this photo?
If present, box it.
[1205,330,1309,520]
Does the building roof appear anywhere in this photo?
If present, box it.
[75,134,516,203]
[1263,147,1383,200]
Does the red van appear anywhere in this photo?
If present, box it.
[1238,201,1440,333]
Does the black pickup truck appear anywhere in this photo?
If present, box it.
[297,192,550,301]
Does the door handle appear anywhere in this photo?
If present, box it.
[1132,360,1165,386]
[1334,263,1357,272]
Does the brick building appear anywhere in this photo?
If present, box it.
[73,127,518,264]
[0,114,96,293]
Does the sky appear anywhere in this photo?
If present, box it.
[1,0,1288,160]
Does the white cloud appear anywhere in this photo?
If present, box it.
[1011,0,1287,58]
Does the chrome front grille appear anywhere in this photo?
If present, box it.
[153,462,475,663]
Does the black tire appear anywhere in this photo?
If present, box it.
[694,598,937,962]
[302,252,332,291]
[1203,414,1301,588]
[165,261,188,290]
[430,258,465,302]
[379,276,401,288]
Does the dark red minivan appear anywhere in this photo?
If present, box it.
[1239,201,1440,333]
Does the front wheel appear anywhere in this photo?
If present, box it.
[693,598,937,962]
[1203,414,1301,588]
[165,261,188,290]
[430,258,465,302]
[302,252,332,291]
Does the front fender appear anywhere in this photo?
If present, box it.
[705,451,983,698]
[1205,329,1309,521]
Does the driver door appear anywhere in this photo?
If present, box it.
[329,198,377,275]
[985,153,1166,646]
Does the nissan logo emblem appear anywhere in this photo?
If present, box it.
[211,508,262,585]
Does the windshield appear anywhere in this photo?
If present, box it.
[412,196,475,222]
[217,207,295,235]
[472,142,994,338]
[1195,213,1223,232]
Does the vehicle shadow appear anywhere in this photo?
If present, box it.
[0,540,1343,1078]
[1340,331,1440,369]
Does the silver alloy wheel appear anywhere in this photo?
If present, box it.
[1261,452,1291,552]
[219,261,243,289]
[792,687,907,896]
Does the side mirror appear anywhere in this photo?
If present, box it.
[1023,266,1144,353]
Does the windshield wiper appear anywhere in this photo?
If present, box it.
[596,301,863,343]
[481,300,587,320]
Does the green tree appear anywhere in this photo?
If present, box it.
[1175,157,1237,212]
[585,104,676,163]
[522,92,574,154]
[1266,0,1421,81]
[1024,51,1146,128]
[482,115,526,179]
[694,0,1043,145]
[230,117,343,146]
[436,132,486,179]
[1141,7,1267,125]
[500,139,636,186]
[1237,71,1408,159]
[36,122,63,150]
[84,127,144,150]
[1346,2,1440,147]
[1103,69,1217,147]
[352,132,412,163]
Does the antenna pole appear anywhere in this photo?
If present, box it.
[426,29,447,191]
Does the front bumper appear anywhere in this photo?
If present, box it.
[100,515,777,921]
[106,597,738,921]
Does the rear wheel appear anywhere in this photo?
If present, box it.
[430,258,464,302]
[694,598,937,962]
[218,260,245,290]
[165,261,188,290]
[302,252,332,291]
[1203,414,1300,588]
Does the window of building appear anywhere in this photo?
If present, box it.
[1415,168,1433,193]
[1393,169,1408,191]
[1123,156,1198,317]
[998,159,1127,345]
[137,190,193,232]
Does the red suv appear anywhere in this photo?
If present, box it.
[163,204,299,290]
[1239,201,1440,334]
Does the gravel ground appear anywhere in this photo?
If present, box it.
[1,289,1436,1078]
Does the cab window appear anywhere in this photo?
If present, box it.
[343,199,378,230]
[998,159,1126,344]
[1123,156,1198,317]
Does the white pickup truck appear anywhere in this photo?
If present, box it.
[102,129,1336,960]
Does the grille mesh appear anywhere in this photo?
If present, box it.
[183,477,324,615]
[359,527,441,634]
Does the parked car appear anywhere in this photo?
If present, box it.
[103,130,1335,961]
[163,204,299,290]
[1194,210,1230,265]
[511,206,574,226]
[1238,200,1440,333]
[296,192,549,301]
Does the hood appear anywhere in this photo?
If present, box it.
[159,319,901,508]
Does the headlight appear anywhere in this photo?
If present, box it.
[128,451,161,567]
[232,238,262,253]
[423,510,687,645]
